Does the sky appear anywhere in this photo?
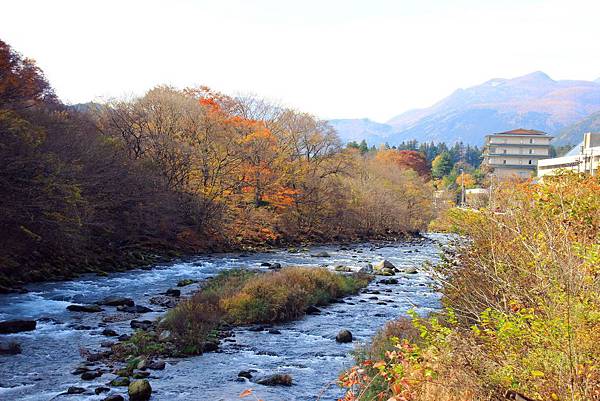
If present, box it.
[1,0,599,122]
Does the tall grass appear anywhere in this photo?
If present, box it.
[161,267,369,354]
[341,173,600,401]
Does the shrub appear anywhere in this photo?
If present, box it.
[341,173,600,401]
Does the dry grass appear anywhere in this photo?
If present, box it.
[161,267,370,354]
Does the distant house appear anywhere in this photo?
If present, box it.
[482,129,553,178]
[537,132,600,177]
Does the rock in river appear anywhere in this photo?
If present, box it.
[103,395,124,401]
[0,319,36,334]
[109,377,130,387]
[128,379,152,401]
[305,305,321,315]
[336,329,353,343]
[97,296,134,307]
[256,374,293,386]
[130,320,154,330]
[116,305,152,313]
[165,288,180,297]
[102,328,118,337]
[66,387,86,394]
[67,304,103,313]
[0,341,21,355]
[373,260,397,272]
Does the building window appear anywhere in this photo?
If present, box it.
[529,138,534,144]
[503,160,506,164]
[528,160,532,165]
[503,149,507,154]
[529,149,533,154]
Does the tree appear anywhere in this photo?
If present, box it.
[375,149,430,177]
[431,151,452,179]
[0,40,56,109]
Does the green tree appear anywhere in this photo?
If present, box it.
[431,151,452,179]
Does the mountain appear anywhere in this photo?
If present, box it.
[328,118,392,145]
[555,110,600,145]
[331,72,600,146]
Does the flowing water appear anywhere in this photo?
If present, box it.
[0,234,451,401]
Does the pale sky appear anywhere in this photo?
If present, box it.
[1,0,599,122]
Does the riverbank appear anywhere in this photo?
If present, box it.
[0,232,423,292]
[0,236,447,401]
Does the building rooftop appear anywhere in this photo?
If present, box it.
[491,128,549,136]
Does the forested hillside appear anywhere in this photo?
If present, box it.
[0,40,433,288]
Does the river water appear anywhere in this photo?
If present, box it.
[0,234,451,401]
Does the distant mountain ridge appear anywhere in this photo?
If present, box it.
[330,72,600,146]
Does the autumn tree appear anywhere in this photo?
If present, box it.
[375,149,430,177]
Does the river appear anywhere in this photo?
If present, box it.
[0,233,451,401]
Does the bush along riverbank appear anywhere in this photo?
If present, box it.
[79,267,372,396]
[339,173,600,401]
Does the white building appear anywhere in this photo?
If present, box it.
[537,132,600,177]
[482,129,553,179]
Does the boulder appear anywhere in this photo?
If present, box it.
[403,267,418,274]
[128,379,152,401]
[0,319,36,334]
[203,341,219,352]
[260,262,271,267]
[97,297,134,307]
[130,320,154,330]
[103,395,124,401]
[102,328,118,337]
[147,360,166,370]
[95,387,110,394]
[358,263,373,274]
[0,341,21,355]
[334,265,352,272]
[116,305,152,313]
[87,351,112,362]
[305,305,321,315]
[256,374,293,386]
[81,370,103,380]
[109,377,130,387]
[67,304,103,313]
[268,329,281,335]
[71,366,91,375]
[176,279,197,287]
[336,329,353,343]
[165,288,180,297]
[373,260,397,272]
[379,278,398,285]
[132,371,151,379]
[268,263,282,269]
[149,295,177,308]
[310,251,330,257]
[66,387,86,394]
[238,370,253,379]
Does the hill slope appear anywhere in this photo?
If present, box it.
[554,110,600,145]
